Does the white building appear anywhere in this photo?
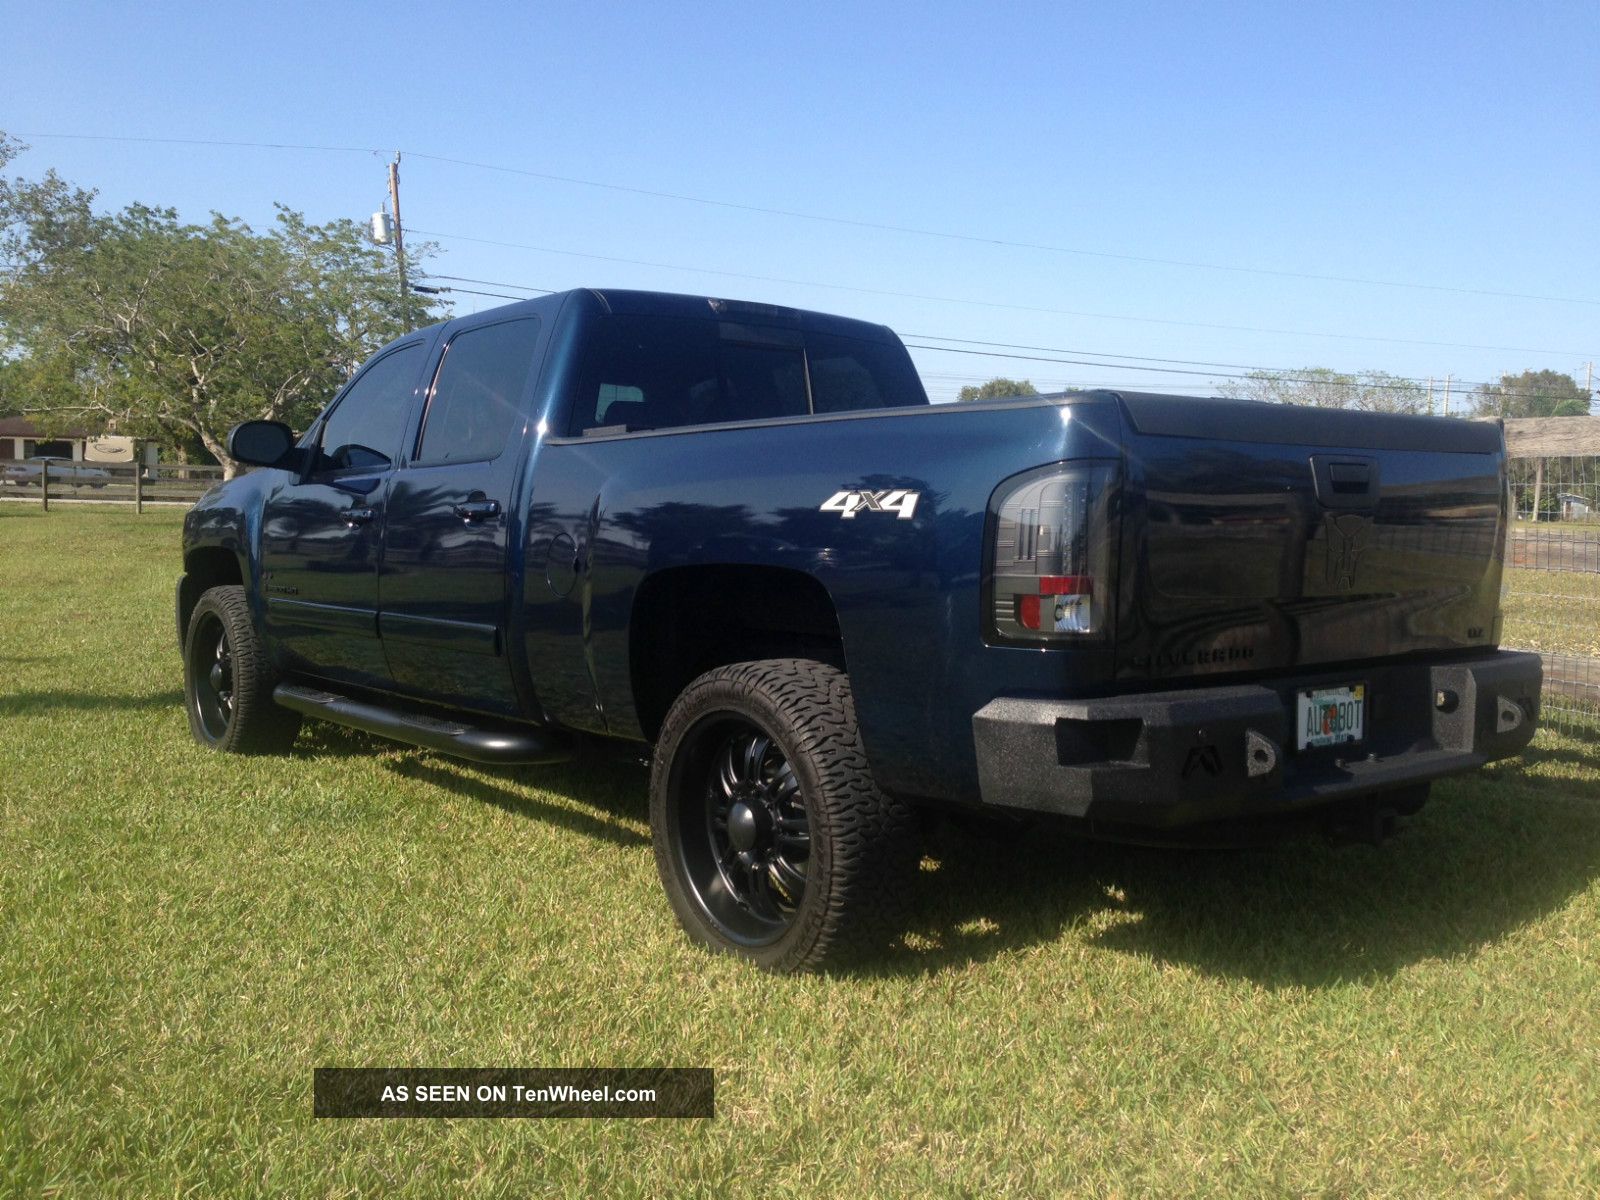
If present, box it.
[0,418,159,467]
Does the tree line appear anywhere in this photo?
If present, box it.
[0,132,443,475]
[957,368,1591,417]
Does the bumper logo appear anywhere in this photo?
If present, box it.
[1182,745,1223,779]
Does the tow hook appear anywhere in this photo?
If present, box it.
[1323,801,1400,848]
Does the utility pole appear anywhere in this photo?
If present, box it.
[1587,361,1594,414]
[388,153,411,332]
[1426,375,1434,417]
[1442,373,1452,417]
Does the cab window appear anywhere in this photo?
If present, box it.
[316,343,424,472]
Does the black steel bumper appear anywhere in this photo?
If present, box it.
[972,651,1542,826]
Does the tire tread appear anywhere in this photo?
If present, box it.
[651,658,918,972]
[184,584,301,754]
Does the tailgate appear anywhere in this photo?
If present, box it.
[1113,394,1506,682]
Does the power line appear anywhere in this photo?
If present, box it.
[404,266,1590,402]
[906,342,1443,395]
[410,226,1600,359]
[17,131,1600,308]
[15,133,1592,399]
[906,333,1293,374]
[402,151,1600,308]
[901,333,1572,399]
[413,267,1570,403]
[17,131,386,155]
[903,341,1554,402]
[907,333,1473,386]
[423,274,555,294]
[411,283,529,301]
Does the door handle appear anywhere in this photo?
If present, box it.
[330,475,382,497]
[1310,455,1380,510]
[453,498,502,522]
[1328,462,1371,489]
[344,506,376,526]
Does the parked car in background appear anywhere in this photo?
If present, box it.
[1,457,112,487]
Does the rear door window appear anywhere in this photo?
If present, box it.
[569,315,808,434]
[415,317,541,465]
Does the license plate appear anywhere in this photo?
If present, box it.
[1297,684,1366,750]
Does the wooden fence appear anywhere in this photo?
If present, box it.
[0,459,224,511]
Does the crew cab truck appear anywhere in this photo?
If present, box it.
[178,288,1542,972]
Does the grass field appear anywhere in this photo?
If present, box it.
[1501,565,1600,659]
[3,506,1600,1196]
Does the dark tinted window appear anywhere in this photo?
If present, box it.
[416,317,541,464]
[569,315,808,435]
[806,332,928,413]
[317,343,423,472]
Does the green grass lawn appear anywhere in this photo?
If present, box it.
[1502,565,1600,659]
[3,505,1600,1196]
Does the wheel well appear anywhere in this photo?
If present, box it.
[178,547,244,644]
[630,565,845,740]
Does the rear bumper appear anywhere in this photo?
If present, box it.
[972,651,1542,826]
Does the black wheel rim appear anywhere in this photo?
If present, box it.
[672,716,811,946]
[188,612,234,741]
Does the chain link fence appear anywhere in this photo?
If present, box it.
[1502,452,1600,738]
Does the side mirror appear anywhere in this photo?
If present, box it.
[227,420,297,469]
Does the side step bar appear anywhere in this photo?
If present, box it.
[273,684,572,765]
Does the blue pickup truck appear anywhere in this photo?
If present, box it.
[178,288,1541,971]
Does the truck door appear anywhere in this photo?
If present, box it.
[378,314,544,715]
[259,339,429,687]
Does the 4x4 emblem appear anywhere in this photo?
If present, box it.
[1324,513,1374,591]
[820,489,920,520]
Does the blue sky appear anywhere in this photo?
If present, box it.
[5,0,1597,404]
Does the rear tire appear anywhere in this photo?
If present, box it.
[650,659,918,973]
[182,584,301,754]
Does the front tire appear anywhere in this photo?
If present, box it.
[182,584,301,754]
[650,659,918,972]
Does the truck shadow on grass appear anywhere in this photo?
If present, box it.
[387,756,650,850]
[0,688,186,715]
[293,723,652,849]
[880,769,1600,987]
[1508,724,1600,774]
[294,720,656,851]
[293,724,1600,989]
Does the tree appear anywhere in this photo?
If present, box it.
[957,377,1038,402]
[0,132,443,475]
[0,358,22,417]
[1471,370,1591,418]
[1215,367,1427,414]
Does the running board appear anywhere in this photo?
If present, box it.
[273,684,572,765]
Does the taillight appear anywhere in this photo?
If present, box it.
[989,461,1116,642]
